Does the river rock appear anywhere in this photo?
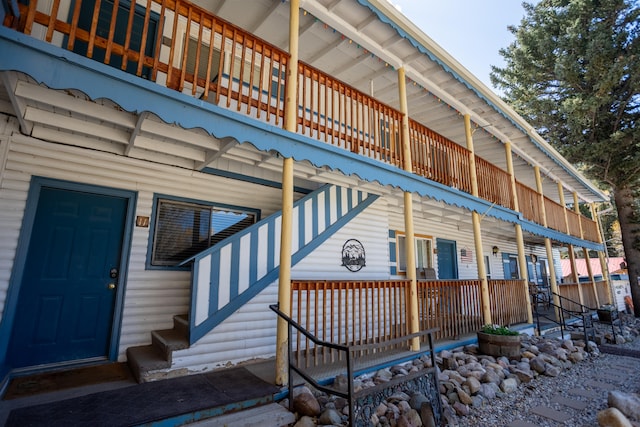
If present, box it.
[608,390,640,421]
[597,407,633,427]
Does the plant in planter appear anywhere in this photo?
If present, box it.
[477,324,521,357]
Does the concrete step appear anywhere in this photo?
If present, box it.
[189,403,296,427]
[127,314,189,383]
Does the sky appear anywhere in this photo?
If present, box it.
[387,1,533,91]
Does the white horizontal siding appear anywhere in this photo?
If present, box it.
[168,196,390,371]
[0,119,288,361]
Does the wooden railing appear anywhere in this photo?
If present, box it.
[515,181,543,225]
[417,280,482,341]
[489,279,529,326]
[409,119,472,192]
[558,281,611,310]
[581,216,600,242]
[3,0,601,244]
[544,197,567,233]
[556,283,584,312]
[291,280,410,359]
[297,62,404,167]
[595,280,611,306]
[293,279,530,348]
[475,156,514,210]
[566,210,582,237]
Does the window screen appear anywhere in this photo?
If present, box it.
[151,199,256,266]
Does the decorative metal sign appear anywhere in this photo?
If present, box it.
[341,239,366,272]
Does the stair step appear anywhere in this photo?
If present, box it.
[173,314,189,337]
[126,345,170,383]
[127,314,190,383]
[189,403,296,427]
[152,328,189,358]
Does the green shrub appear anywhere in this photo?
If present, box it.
[481,324,519,336]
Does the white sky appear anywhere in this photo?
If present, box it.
[387,1,533,91]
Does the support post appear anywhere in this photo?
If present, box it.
[465,114,491,325]
[505,142,532,323]
[275,0,299,386]
[567,244,584,305]
[398,67,419,350]
[560,184,583,305]
[534,167,560,311]
[593,203,614,306]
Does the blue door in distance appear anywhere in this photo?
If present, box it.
[436,239,458,279]
[8,188,127,368]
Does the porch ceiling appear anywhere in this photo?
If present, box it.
[190,0,605,204]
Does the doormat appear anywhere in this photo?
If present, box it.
[3,362,134,400]
[5,366,281,427]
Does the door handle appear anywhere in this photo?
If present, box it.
[108,283,116,290]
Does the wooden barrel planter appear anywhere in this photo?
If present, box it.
[477,331,521,357]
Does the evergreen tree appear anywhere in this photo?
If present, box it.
[491,0,640,314]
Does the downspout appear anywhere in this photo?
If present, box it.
[465,114,491,326]
[275,0,299,386]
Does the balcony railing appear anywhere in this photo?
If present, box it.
[292,279,528,345]
[544,197,568,233]
[3,0,599,243]
[557,281,611,310]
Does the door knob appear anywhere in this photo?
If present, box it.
[108,283,116,290]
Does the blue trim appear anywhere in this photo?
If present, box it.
[209,253,220,315]
[188,186,380,344]
[229,241,240,300]
[0,177,136,367]
[0,29,604,249]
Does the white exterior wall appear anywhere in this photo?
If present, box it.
[0,117,287,361]
[170,197,391,372]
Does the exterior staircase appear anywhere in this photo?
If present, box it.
[126,184,379,383]
[126,314,190,382]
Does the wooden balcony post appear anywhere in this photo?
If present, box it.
[560,184,584,305]
[567,244,584,305]
[592,203,614,305]
[275,0,300,386]
[505,142,532,323]
[398,67,419,350]
[465,114,491,325]
[573,193,600,308]
[534,166,560,310]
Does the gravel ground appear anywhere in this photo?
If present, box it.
[450,323,640,427]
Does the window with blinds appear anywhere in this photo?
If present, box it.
[151,198,258,266]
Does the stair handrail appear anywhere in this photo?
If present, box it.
[269,303,442,426]
[530,290,593,344]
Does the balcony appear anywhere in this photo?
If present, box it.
[2,0,599,243]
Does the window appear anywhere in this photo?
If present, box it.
[185,37,222,82]
[396,233,433,273]
[151,198,258,266]
[484,255,491,280]
[72,0,158,79]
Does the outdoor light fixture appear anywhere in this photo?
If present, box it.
[492,246,499,256]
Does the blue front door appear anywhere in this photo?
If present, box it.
[8,187,127,368]
[436,239,458,279]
